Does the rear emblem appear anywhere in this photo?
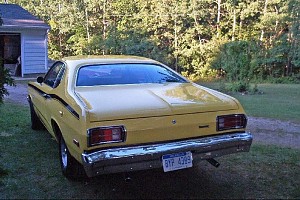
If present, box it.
[172,120,176,124]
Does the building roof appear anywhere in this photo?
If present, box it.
[0,4,50,30]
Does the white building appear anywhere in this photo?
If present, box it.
[0,3,50,77]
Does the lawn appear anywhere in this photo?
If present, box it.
[199,82,300,122]
[0,84,300,199]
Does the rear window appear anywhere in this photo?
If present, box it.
[76,63,187,86]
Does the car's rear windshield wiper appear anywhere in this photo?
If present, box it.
[158,72,184,83]
[165,78,181,82]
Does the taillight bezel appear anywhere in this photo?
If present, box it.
[87,125,127,147]
[216,114,247,131]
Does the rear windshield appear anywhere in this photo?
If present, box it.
[76,63,187,86]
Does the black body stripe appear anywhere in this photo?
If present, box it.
[28,83,80,120]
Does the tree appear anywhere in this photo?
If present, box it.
[7,0,300,83]
[0,59,15,104]
[0,25,15,104]
[211,39,261,91]
[0,9,16,104]
[288,0,300,75]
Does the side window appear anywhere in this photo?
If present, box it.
[44,62,65,88]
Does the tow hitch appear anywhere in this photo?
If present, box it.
[206,158,220,168]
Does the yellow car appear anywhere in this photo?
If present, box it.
[28,55,252,179]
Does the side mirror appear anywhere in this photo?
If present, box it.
[37,76,44,84]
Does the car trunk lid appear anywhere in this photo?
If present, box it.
[75,83,239,122]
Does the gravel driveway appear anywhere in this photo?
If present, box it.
[4,82,300,149]
[4,84,28,106]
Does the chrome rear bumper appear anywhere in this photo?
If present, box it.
[81,132,253,177]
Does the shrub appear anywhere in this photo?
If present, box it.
[225,81,250,93]
[217,79,260,94]
[0,57,15,104]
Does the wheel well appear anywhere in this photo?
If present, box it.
[28,95,33,107]
[51,120,62,141]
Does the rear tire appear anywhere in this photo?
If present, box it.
[29,100,44,130]
[59,135,86,180]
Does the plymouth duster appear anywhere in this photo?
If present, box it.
[27,55,252,179]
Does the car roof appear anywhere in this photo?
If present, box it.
[62,55,161,67]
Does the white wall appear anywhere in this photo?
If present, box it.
[21,29,48,76]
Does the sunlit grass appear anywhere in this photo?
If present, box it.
[199,82,300,122]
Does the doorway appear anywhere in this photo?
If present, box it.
[0,33,21,76]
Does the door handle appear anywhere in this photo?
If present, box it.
[42,94,51,99]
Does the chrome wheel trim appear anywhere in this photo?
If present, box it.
[60,138,68,169]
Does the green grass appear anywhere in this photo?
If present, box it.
[0,101,300,199]
[199,82,300,122]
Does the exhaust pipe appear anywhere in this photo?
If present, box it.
[206,158,220,168]
[123,173,132,183]
[125,176,132,183]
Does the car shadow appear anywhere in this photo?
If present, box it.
[80,162,250,199]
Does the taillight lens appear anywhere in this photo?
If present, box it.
[217,114,247,131]
[88,125,126,146]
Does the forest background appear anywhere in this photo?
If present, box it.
[4,0,300,87]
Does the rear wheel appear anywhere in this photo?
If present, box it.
[29,100,44,130]
[59,135,86,180]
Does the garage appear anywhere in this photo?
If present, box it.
[0,3,50,77]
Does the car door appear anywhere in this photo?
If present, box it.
[39,62,66,132]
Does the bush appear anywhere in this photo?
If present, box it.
[211,40,259,83]
[0,57,15,104]
[226,81,250,93]
[267,76,300,84]
[217,79,260,94]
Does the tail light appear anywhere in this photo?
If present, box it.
[217,114,247,131]
[88,125,126,147]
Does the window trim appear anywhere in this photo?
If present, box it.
[76,63,188,86]
[43,61,66,88]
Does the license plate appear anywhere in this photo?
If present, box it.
[162,151,193,172]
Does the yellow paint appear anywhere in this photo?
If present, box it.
[28,55,247,164]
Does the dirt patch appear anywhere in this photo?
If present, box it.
[4,84,28,106]
[247,117,300,149]
[3,82,300,149]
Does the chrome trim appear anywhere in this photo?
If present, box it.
[60,138,68,169]
[81,132,252,177]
